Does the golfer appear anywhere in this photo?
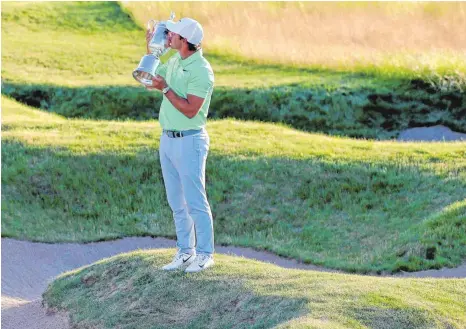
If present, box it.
[146,18,215,273]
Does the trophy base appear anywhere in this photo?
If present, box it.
[133,55,161,86]
[133,71,154,86]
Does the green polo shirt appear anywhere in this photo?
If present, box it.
[155,50,214,131]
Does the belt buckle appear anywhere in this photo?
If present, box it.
[166,130,182,138]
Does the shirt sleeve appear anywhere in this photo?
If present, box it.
[155,62,168,79]
[187,69,214,99]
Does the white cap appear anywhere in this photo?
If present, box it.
[166,18,204,46]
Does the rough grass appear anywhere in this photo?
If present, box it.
[123,1,466,79]
[3,97,465,273]
[42,249,466,329]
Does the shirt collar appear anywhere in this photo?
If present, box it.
[180,49,203,69]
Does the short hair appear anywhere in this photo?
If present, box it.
[179,35,200,51]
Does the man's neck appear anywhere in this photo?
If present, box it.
[179,48,197,60]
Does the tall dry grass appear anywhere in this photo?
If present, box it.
[123,1,466,75]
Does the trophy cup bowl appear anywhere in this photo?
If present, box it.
[133,17,172,86]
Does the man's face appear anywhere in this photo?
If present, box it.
[167,31,183,50]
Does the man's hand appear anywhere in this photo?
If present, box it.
[145,75,168,91]
[152,75,168,91]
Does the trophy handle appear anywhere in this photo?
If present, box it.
[147,19,158,33]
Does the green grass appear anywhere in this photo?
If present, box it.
[2,3,465,327]
[3,1,382,89]
[3,96,466,273]
[42,249,466,329]
[2,3,466,324]
[2,1,412,90]
[2,1,465,140]
[1,2,142,87]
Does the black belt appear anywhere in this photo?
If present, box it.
[163,129,202,138]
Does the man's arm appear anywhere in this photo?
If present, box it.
[163,89,205,119]
[149,76,205,119]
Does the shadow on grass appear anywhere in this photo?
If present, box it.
[351,306,437,329]
[2,76,465,140]
[2,139,465,273]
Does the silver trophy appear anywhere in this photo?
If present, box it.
[132,12,174,86]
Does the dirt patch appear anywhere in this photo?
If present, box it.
[1,298,69,329]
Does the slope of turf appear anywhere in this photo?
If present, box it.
[3,96,465,273]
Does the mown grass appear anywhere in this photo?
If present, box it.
[2,1,358,89]
[2,1,465,140]
[1,1,142,87]
[42,249,466,329]
[3,96,465,273]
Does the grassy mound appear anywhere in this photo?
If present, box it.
[2,1,465,139]
[3,96,465,273]
[42,249,466,329]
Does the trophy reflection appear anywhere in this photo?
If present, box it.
[132,13,174,86]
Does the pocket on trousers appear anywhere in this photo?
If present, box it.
[193,135,209,153]
[192,135,209,179]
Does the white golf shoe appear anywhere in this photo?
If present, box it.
[162,251,196,271]
[185,254,214,273]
